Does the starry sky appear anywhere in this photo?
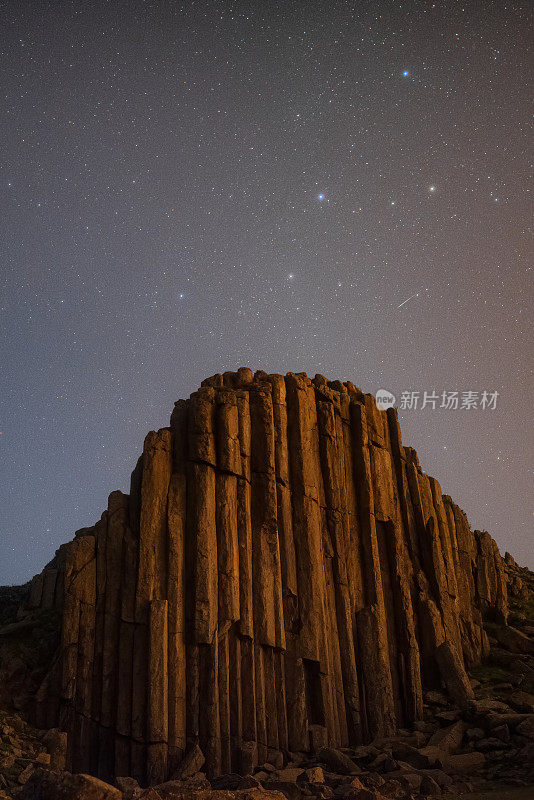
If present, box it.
[1,0,532,585]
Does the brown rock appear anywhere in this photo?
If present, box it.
[508,691,534,713]
[18,764,36,784]
[299,767,325,784]
[419,773,441,795]
[9,369,523,786]
[115,776,143,799]
[142,791,288,800]
[434,642,474,708]
[517,716,534,739]
[318,748,360,775]
[427,721,464,753]
[276,768,304,783]
[492,626,534,655]
[265,750,284,770]
[19,768,122,799]
[171,744,205,779]
[444,751,485,773]
[262,781,304,800]
[42,729,67,771]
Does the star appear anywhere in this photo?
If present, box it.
[429,186,436,192]
[317,193,325,200]
[402,70,409,77]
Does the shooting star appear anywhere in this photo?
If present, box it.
[396,288,429,309]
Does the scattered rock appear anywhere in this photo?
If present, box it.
[116,776,142,799]
[517,716,534,739]
[445,751,486,773]
[427,721,464,753]
[509,691,534,713]
[298,767,324,784]
[19,768,122,799]
[276,768,304,783]
[419,773,441,795]
[466,727,485,741]
[41,728,67,771]
[493,626,534,655]
[18,764,35,785]
[318,749,360,775]
[170,744,205,780]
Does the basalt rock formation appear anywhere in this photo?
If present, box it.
[13,369,510,788]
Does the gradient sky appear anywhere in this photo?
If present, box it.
[1,0,532,585]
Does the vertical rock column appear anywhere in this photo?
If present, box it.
[285,374,334,747]
[215,388,241,773]
[267,374,303,755]
[115,481,139,778]
[249,378,284,764]
[167,400,188,776]
[186,388,220,776]
[314,378,359,746]
[133,429,172,784]
[350,400,396,739]
[61,532,97,773]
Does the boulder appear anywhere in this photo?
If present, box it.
[298,767,324,784]
[419,773,441,795]
[416,746,447,768]
[492,724,510,742]
[444,752,485,774]
[170,745,205,780]
[466,728,485,741]
[427,721,464,753]
[19,768,122,799]
[318,749,360,775]
[276,769,304,783]
[42,729,67,771]
[116,776,142,799]
[517,716,534,739]
[424,691,449,706]
[493,626,534,654]
[260,781,303,800]
[391,743,436,769]
[508,691,534,713]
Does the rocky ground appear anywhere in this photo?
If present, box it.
[0,558,532,800]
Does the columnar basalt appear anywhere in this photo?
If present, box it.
[23,369,509,786]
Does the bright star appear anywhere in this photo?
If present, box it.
[402,70,409,77]
[317,193,325,200]
[288,273,294,279]
[179,293,184,298]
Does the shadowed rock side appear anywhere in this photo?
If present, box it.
[20,369,509,786]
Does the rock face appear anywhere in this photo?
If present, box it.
[19,370,510,786]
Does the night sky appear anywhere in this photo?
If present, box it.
[1,1,532,585]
